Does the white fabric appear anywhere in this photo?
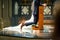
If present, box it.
[25,12,34,23]
[22,25,33,33]
[2,23,33,33]
[2,23,22,33]
[24,0,34,24]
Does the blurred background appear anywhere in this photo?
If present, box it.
[0,0,57,40]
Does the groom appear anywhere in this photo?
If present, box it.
[19,0,47,28]
[23,0,47,26]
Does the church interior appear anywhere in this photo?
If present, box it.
[0,0,57,40]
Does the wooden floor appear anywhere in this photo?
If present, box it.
[0,36,51,40]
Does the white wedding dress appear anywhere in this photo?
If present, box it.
[2,23,33,34]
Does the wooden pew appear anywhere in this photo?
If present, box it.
[32,6,44,30]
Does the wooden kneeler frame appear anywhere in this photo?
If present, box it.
[32,6,44,30]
